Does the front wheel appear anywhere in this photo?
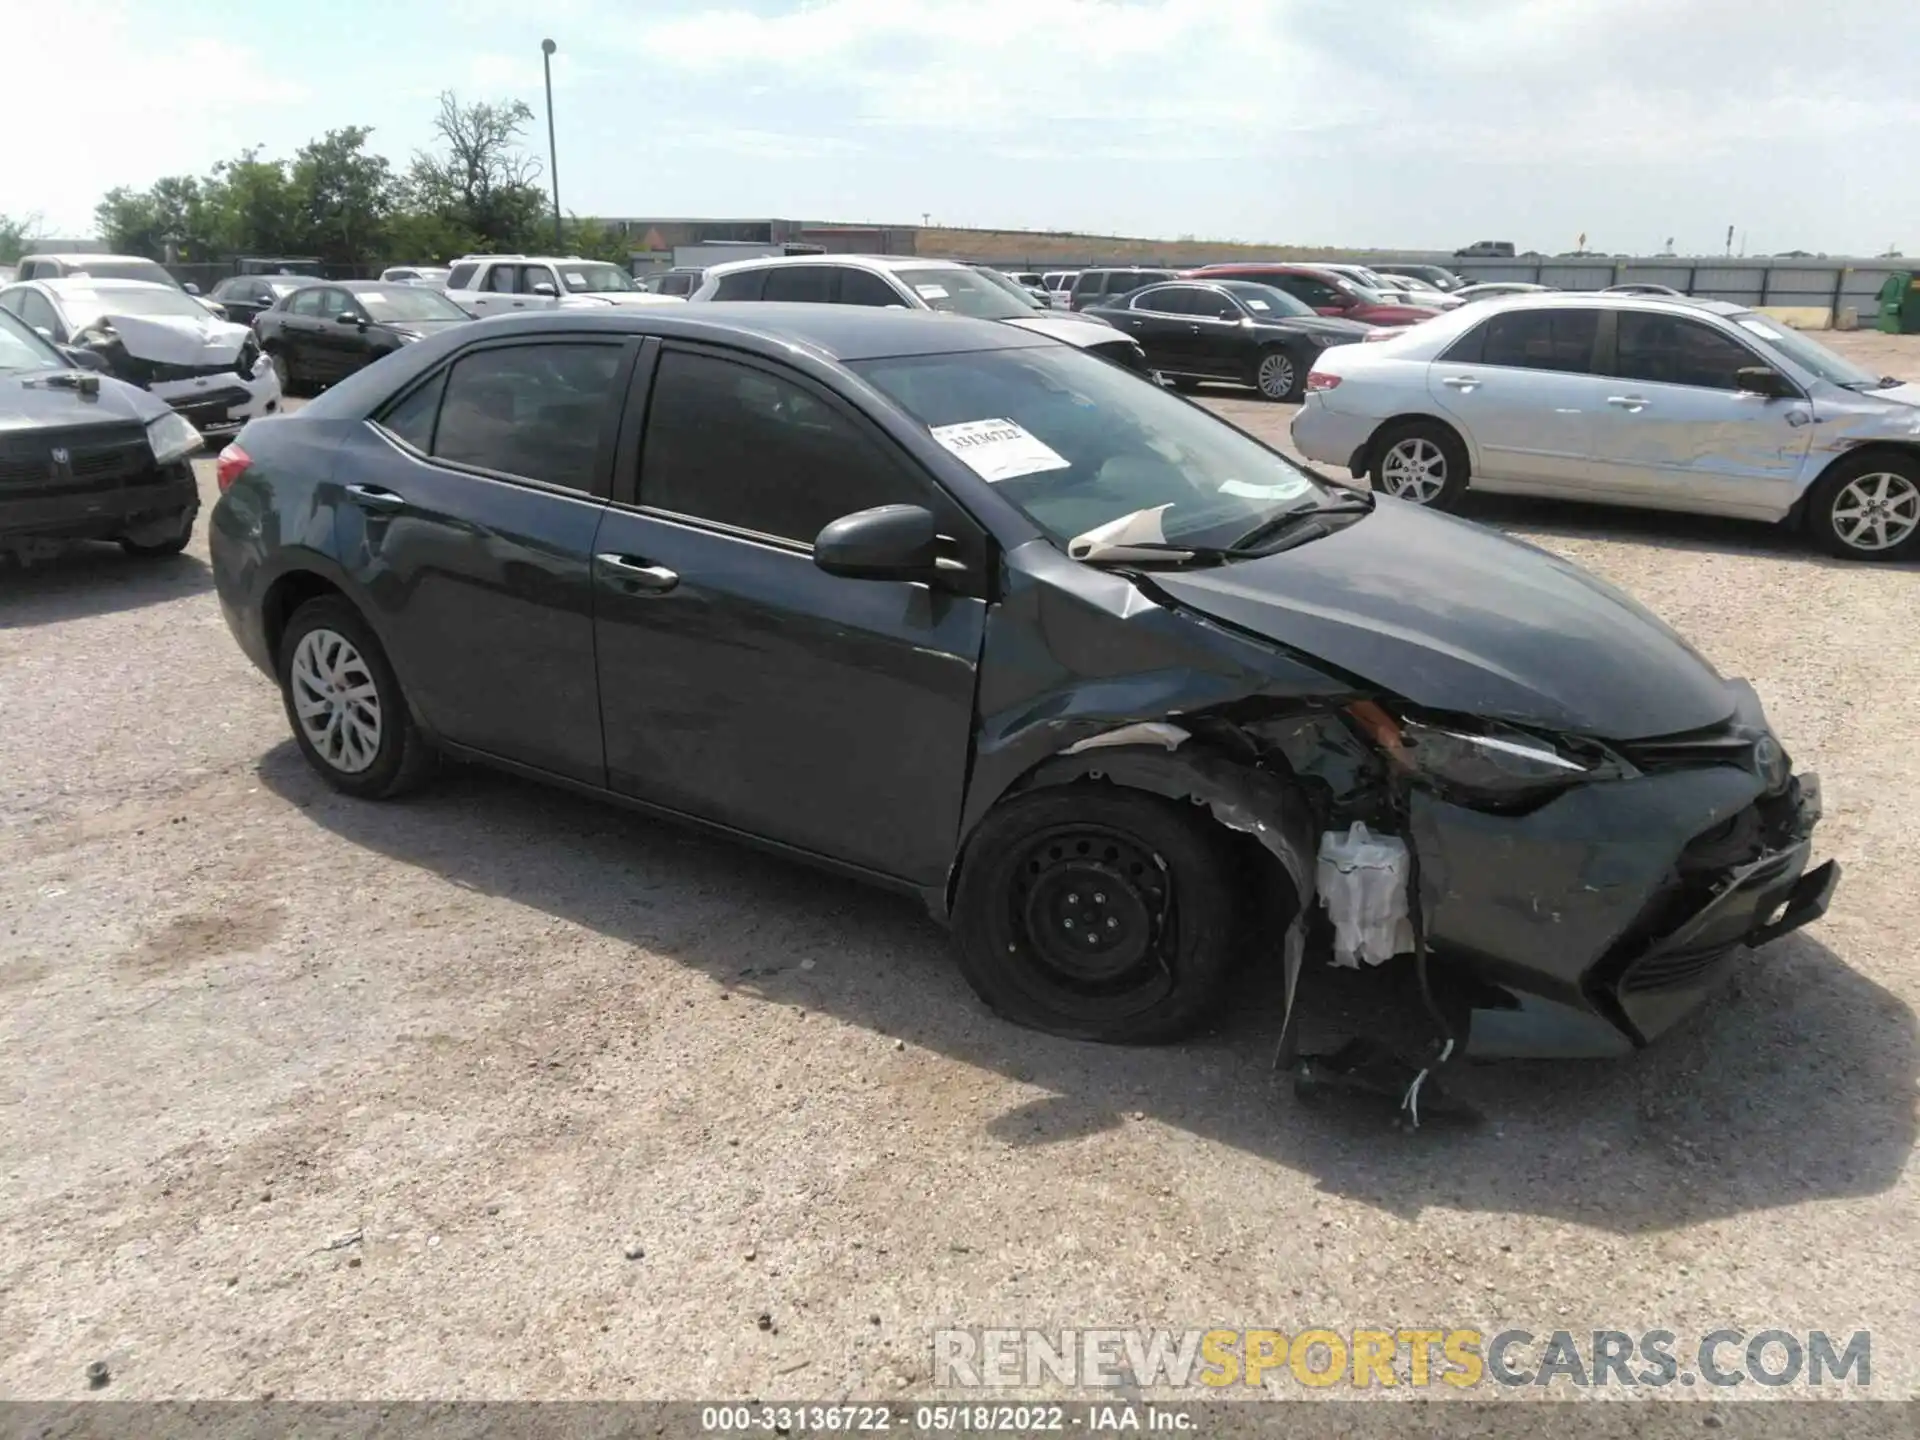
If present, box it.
[277,597,436,799]
[1368,419,1470,509]
[267,347,300,398]
[951,787,1242,1044]
[119,504,198,557]
[1806,453,1920,560]
[1253,348,1304,402]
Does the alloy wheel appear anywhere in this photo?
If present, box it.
[1380,437,1448,503]
[1257,352,1295,400]
[290,628,383,774]
[1829,471,1920,552]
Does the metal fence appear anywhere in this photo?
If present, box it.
[165,261,373,291]
[963,253,1906,324]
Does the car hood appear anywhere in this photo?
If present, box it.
[1001,314,1131,349]
[1356,303,1441,325]
[89,312,251,365]
[0,368,167,433]
[1147,498,1736,742]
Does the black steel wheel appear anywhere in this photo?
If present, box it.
[952,787,1241,1043]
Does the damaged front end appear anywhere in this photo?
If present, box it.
[958,538,1838,1119]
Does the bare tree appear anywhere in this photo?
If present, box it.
[406,92,548,250]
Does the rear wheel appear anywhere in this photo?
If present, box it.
[952,787,1242,1044]
[1369,418,1469,509]
[277,597,436,799]
[1253,347,1303,402]
[1805,452,1920,560]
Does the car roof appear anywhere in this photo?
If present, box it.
[21,252,160,265]
[32,277,179,294]
[408,304,1052,360]
[702,253,964,277]
[1470,291,1746,318]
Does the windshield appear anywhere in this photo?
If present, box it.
[0,309,63,372]
[853,344,1327,552]
[891,267,1035,320]
[1217,281,1316,318]
[970,268,1046,310]
[559,263,637,293]
[63,259,176,286]
[1731,312,1883,388]
[354,287,469,322]
[62,285,212,323]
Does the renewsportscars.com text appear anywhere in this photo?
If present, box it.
[932,1327,1871,1390]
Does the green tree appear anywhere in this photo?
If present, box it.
[207,148,301,257]
[406,92,550,252]
[0,213,45,265]
[563,215,631,264]
[291,127,396,266]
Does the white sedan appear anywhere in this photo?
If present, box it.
[1291,291,1920,559]
[0,277,281,436]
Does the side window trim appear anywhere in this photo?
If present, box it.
[367,334,640,500]
[617,338,986,567]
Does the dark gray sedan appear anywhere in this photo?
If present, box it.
[207,306,1835,1074]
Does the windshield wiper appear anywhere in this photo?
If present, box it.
[1227,492,1374,551]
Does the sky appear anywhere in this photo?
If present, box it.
[5,0,1916,255]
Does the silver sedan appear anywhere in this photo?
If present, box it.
[1290,293,1920,560]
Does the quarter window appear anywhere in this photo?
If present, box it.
[639,350,924,546]
[430,343,623,492]
[446,263,479,291]
[1615,313,1759,391]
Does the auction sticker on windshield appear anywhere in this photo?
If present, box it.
[931,419,1072,483]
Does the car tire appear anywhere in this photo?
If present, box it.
[1804,451,1920,561]
[952,786,1242,1045]
[1253,347,1305,402]
[118,504,198,557]
[267,347,301,398]
[1368,418,1470,509]
[277,597,436,800]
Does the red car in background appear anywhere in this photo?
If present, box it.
[1186,263,1441,327]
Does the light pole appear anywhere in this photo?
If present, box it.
[541,39,562,252]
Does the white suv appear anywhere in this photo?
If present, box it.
[443,255,684,316]
[688,255,1149,374]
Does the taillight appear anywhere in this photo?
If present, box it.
[216,443,251,492]
[1306,372,1341,392]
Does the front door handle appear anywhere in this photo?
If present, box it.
[1607,395,1650,411]
[345,483,406,511]
[1440,375,1479,390]
[596,553,679,593]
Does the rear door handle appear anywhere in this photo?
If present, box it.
[345,483,406,511]
[596,553,679,593]
[1607,395,1649,410]
[1440,375,1479,389]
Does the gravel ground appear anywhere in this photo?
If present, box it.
[2,330,1916,1404]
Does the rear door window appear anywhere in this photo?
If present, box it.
[1615,313,1759,390]
[761,266,837,304]
[483,265,519,294]
[1451,309,1600,374]
[1132,286,1190,315]
[289,288,326,316]
[429,342,625,492]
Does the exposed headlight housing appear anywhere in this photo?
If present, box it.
[1347,702,1636,806]
[146,411,205,467]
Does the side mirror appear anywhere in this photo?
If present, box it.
[813,504,940,581]
[531,281,558,297]
[1735,365,1795,399]
[336,312,365,327]
[59,345,107,371]
[184,282,202,296]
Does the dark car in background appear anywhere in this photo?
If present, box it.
[207,305,1833,1066]
[1192,264,1441,327]
[0,308,202,559]
[1068,268,1179,311]
[254,280,473,393]
[1085,279,1370,400]
[210,275,309,327]
[641,267,708,297]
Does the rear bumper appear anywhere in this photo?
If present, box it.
[1290,401,1373,473]
[0,461,198,543]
